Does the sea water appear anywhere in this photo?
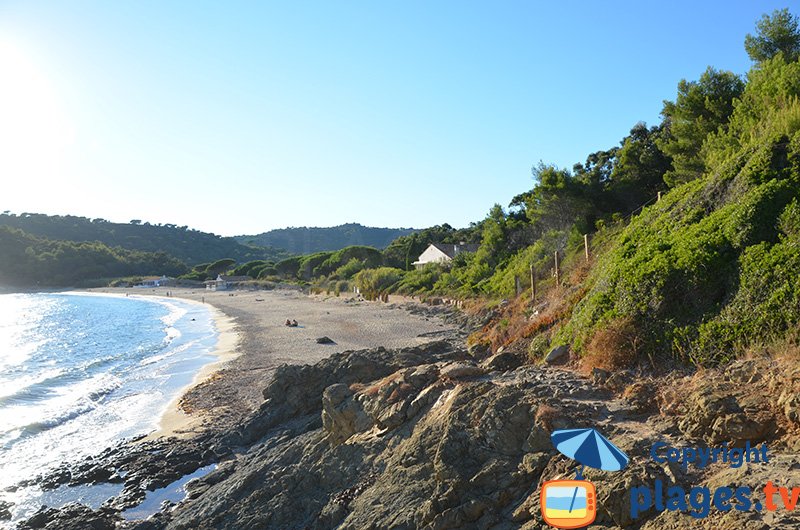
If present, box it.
[0,292,218,525]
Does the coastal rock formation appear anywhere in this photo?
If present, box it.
[21,343,800,529]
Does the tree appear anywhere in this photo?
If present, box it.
[659,67,745,186]
[745,8,800,63]
[205,258,236,277]
[610,122,672,209]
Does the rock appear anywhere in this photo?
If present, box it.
[18,503,119,530]
[0,500,12,520]
[544,344,569,364]
[316,336,336,344]
[480,350,524,372]
[675,374,777,445]
[440,362,485,379]
[466,340,491,358]
[591,367,610,385]
[604,369,635,393]
[322,384,372,444]
[623,381,656,413]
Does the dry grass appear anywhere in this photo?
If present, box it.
[580,316,641,372]
[753,324,800,361]
[534,404,563,432]
[387,383,414,404]
[348,382,367,393]
[568,258,592,285]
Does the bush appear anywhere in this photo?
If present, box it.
[581,317,641,371]
[334,280,349,296]
[333,258,366,280]
[393,264,442,294]
[353,267,404,300]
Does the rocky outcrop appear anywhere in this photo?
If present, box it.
[675,360,779,445]
[20,346,800,530]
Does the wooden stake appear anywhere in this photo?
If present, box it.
[515,275,522,296]
[657,191,662,202]
[584,234,590,263]
[554,250,560,288]
[530,264,536,302]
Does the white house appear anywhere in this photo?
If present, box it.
[204,274,251,291]
[136,275,173,288]
[412,243,479,269]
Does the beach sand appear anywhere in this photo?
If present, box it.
[91,287,455,438]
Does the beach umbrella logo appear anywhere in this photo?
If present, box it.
[540,428,628,529]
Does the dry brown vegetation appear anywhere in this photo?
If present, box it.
[580,316,642,372]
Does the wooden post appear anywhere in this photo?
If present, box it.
[554,250,560,288]
[657,191,662,202]
[584,234,590,263]
[530,264,536,302]
[515,275,522,296]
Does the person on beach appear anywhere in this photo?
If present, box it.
[291,319,298,327]
[285,318,292,326]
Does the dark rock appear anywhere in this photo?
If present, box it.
[544,344,569,364]
[18,503,119,530]
[466,340,490,358]
[316,336,336,344]
[591,367,610,385]
[480,349,524,372]
[0,500,12,520]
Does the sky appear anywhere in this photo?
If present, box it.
[0,1,797,236]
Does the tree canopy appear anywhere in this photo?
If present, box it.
[658,67,744,186]
[745,8,800,63]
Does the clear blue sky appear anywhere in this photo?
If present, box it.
[0,1,796,236]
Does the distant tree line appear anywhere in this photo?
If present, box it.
[0,226,187,287]
[236,223,416,255]
[0,213,290,265]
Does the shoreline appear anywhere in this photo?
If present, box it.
[146,303,240,440]
[88,286,458,440]
[68,289,243,439]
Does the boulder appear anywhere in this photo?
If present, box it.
[544,344,569,364]
[480,350,524,372]
[440,362,485,379]
[0,500,11,521]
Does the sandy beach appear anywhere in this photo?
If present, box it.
[90,286,456,438]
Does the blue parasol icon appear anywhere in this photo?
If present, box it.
[550,428,629,515]
[551,428,629,478]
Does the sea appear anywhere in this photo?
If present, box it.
[0,291,219,526]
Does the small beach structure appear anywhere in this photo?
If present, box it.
[412,242,478,269]
[136,275,174,288]
[204,274,251,291]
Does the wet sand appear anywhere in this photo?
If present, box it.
[91,287,455,437]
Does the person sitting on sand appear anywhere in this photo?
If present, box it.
[285,318,292,326]
[291,319,298,327]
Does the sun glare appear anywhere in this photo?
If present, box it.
[0,39,74,189]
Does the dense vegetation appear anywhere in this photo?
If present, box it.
[0,213,289,265]
[0,226,187,287]
[237,223,416,254]
[265,9,800,370]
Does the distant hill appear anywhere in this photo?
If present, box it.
[0,213,291,266]
[0,225,187,287]
[237,223,417,255]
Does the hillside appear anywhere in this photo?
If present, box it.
[261,15,800,372]
[0,213,290,266]
[0,225,187,287]
[237,223,416,254]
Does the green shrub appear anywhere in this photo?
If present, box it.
[353,267,404,300]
